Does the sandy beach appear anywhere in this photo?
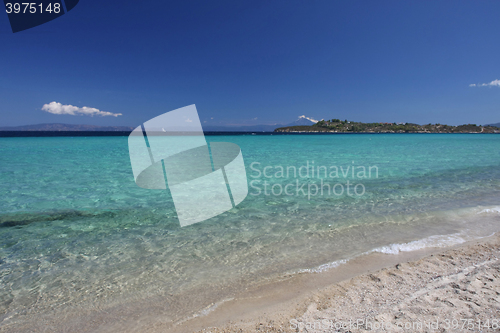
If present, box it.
[163,233,500,333]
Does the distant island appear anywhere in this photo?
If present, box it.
[275,119,500,133]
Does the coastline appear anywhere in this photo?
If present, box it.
[0,219,498,332]
[1,202,499,333]
[169,233,500,333]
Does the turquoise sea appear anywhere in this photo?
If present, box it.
[1,134,500,331]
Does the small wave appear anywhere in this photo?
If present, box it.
[174,297,235,327]
[194,298,234,318]
[477,207,500,214]
[296,229,497,276]
[298,259,348,273]
[369,232,487,255]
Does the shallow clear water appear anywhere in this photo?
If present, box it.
[1,134,500,329]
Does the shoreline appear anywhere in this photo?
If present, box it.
[1,217,498,332]
[0,229,498,332]
[166,233,500,333]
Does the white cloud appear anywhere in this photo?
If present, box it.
[299,115,319,123]
[469,79,500,87]
[41,101,122,117]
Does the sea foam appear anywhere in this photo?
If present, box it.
[477,207,500,214]
[369,233,469,255]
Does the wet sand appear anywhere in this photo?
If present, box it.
[168,233,500,333]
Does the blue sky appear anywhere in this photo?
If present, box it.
[1,0,499,127]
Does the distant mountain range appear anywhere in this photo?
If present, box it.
[0,116,319,132]
[0,123,135,131]
[3,117,495,132]
[203,115,318,132]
